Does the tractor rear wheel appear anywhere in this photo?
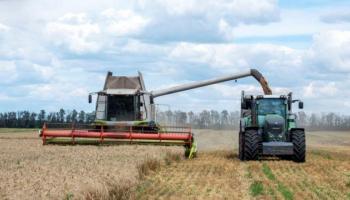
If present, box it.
[243,129,260,160]
[291,130,306,163]
[239,131,244,160]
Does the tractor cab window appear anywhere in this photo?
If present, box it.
[257,98,286,117]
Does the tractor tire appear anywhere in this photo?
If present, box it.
[243,129,260,160]
[239,131,245,160]
[291,130,306,163]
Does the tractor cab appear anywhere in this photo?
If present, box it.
[256,96,288,142]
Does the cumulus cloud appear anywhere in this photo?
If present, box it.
[102,9,150,36]
[306,30,350,72]
[168,42,301,73]
[140,0,280,24]
[137,0,280,42]
[303,82,339,99]
[46,13,101,53]
[46,9,150,54]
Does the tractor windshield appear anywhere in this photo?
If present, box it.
[257,98,286,117]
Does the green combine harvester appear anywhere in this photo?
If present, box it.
[239,92,306,162]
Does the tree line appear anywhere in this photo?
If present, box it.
[0,109,349,131]
[0,109,95,128]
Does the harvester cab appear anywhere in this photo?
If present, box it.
[89,71,153,124]
[239,91,306,162]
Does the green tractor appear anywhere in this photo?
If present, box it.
[239,92,306,162]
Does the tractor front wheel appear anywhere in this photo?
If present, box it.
[291,130,306,163]
[243,129,260,160]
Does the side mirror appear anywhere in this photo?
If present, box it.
[298,101,304,109]
[88,94,92,104]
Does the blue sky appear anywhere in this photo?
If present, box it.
[0,0,350,113]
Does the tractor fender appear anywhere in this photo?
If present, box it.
[290,128,305,132]
[244,127,259,132]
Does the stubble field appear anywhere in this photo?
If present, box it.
[0,129,349,200]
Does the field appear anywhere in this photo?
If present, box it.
[0,129,350,200]
[0,129,182,200]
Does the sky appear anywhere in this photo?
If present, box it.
[0,0,350,114]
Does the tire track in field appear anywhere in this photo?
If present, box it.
[136,149,350,200]
[136,151,249,200]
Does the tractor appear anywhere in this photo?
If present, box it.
[239,92,306,162]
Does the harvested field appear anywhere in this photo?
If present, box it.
[0,129,182,200]
[0,129,349,200]
[137,129,350,199]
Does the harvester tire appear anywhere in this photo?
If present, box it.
[291,130,306,163]
[243,129,260,160]
[238,131,245,160]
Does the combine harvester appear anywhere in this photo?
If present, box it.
[40,69,272,158]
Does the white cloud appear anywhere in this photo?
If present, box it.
[46,13,101,53]
[303,82,339,98]
[32,64,55,79]
[307,30,350,72]
[27,83,88,101]
[218,19,235,40]
[0,23,10,32]
[168,42,301,72]
[0,61,17,84]
[141,0,279,24]
[45,9,150,54]
[232,8,350,40]
[102,9,150,36]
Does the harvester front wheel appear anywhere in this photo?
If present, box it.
[291,130,306,163]
[243,129,260,160]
